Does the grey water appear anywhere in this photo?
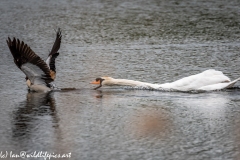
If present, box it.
[1,0,240,159]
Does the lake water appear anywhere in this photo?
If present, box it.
[0,0,240,159]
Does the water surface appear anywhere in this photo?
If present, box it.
[0,0,240,159]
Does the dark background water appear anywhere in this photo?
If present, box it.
[0,0,240,159]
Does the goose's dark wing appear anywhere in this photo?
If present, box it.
[46,28,61,77]
[49,28,61,57]
[6,38,53,85]
[46,52,59,73]
[6,37,27,69]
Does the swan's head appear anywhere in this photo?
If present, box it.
[90,77,113,90]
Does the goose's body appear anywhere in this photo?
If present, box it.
[6,29,62,92]
[91,69,240,92]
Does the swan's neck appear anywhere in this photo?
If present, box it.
[105,78,155,88]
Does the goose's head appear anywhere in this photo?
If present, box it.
[90,77,114,90]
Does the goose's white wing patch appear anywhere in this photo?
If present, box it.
[21,63,46,85]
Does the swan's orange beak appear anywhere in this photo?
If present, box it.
[90,80,101,85]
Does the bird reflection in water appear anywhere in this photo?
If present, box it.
[12,91,59,150]
[94,90,103,98]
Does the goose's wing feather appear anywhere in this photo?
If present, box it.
[21,63,50,86]
[49,28,62,57]
[6,37,53,85]
[46,52,59,73]
[46,28,61,75]
[6,37,27,68]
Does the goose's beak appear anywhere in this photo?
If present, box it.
[90,80,100,84]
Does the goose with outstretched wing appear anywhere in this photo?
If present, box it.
[7,37,55,92]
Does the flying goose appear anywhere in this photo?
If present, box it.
[6,29,62,92]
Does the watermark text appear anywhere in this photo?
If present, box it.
[0,151,71,160]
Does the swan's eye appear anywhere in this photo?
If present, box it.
[96,78,104,82]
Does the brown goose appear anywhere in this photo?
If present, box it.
[6,29,62,92]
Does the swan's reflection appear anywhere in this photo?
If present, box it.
[12,91,60,151]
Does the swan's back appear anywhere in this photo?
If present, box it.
[159,69,231,91]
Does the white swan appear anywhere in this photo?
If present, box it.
[91,69,240,92]
[6,29,62,92]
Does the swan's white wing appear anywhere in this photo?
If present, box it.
[6,37,53,85]
[199,78,240,91]
[159,69,231,91]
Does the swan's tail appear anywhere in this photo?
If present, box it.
[198,78,240,91]
[224,78,240,89]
